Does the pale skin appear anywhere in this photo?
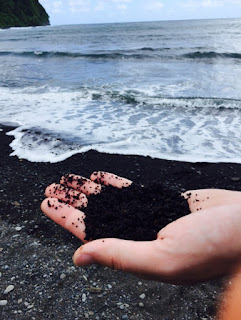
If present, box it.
[41,171,241,285]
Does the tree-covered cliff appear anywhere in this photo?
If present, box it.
[0,0,49,29]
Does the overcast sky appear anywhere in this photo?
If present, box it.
[39,0,241,25]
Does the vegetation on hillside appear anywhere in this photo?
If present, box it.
[0,0,49,29]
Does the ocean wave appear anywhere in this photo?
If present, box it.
[182,51,241,60]
[95,93,241,110]
[86,88,241,109]
[1,49,241,62]
[9,26,34,30]
[1,84,241,110]
[0,50,151,60]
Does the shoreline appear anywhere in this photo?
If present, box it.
[2,125,241,191]
[1,125,241,319]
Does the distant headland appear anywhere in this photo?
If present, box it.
[0,0,49,29]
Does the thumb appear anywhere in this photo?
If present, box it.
[73,238,170,279]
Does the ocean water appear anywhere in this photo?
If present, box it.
[1,19,241,163]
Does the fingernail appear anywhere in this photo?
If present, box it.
[73,253,94,266]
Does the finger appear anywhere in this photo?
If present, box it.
[41,197,86,242]
[182,189,241,213]
[90,171,132,188]
[73,238,175,282]
[60,174,102,195]
[45,183,88,208]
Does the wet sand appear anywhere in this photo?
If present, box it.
[1,125,241,319]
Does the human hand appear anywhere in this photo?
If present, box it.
[41,172,241,284]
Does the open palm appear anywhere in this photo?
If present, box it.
[41,171,241,284]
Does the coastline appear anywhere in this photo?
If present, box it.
[1,125,241,319]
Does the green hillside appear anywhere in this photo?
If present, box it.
[0,0,49,29]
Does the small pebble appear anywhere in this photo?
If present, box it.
[139,293,146,299]
[139,302,144,307]
[15,226,22,231]
[88,286,102,293]
[4,285,15,294]
[231,177,240,182]
[60,274,66,280]
[14,201,20,207]
[82,293,87,302]
[0,300,7,306]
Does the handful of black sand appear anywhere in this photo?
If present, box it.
[83,183,190,241]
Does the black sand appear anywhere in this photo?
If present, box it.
[1,125,241,319]
[84,184,190,241]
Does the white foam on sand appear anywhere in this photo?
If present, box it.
[1,85,241,163]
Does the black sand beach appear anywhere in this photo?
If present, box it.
[1,125,241,319]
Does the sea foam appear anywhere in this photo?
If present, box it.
[1,86,241,163]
